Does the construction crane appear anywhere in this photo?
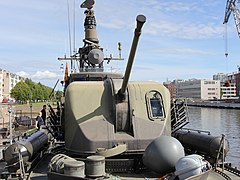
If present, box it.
[223,0,240,57]
[224,0,240,36]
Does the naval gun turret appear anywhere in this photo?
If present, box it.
[63,1,172,156]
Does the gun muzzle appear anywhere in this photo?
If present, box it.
[135,15,146,35]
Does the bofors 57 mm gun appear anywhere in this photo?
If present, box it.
[63,3,173,161]
[60,1,180,175]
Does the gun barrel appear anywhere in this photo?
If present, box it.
[119,15,146,95]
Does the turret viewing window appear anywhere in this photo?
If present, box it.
[146,91,165,120]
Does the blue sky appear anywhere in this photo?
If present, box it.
[0,0,239,90]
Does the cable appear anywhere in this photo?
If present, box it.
[225,23,228,58]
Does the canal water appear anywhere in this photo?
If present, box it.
[186,106,240,168]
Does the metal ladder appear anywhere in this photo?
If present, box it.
[171,99,189,133]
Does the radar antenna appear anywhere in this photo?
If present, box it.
[80,0,95,9]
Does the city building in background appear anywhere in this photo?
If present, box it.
[0,69,25,102]
[220,81,236,99]
[163,83,176,99]
[176,79,220,100]
[213,73,227,82]
[163,68,240,101]
[226,68,240,97]
[0,71,3,102]
[234,73,240,96]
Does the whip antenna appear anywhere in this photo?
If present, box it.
[67,0,73,71]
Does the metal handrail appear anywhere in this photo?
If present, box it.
[215,134,226,171]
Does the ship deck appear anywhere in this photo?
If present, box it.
[26,154,240,180]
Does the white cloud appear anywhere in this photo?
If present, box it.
[98,19,127,29]
[16,71,30,78]
[31,71,58,80]
[144,1,200,12]
[151,47,215,55]
[96,0,224,40]
[144,20,224,39]
[16,70,59,80]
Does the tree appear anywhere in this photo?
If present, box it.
[25,78,36,100]
[10,81,30,101]
[35,83,44,100]
[55,90,63,100]
[11,78,60,102]
[36,83,52,100]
